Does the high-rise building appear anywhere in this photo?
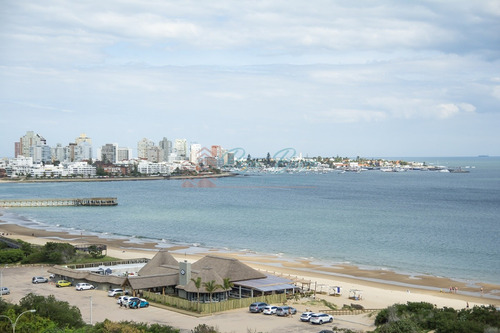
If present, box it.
[51,143,66,162]
[75,133,92,145]
[137,138,155,160]
[16,131,46,158]
[100,143,118,164]
[174,139,188,160]
[117,147,132,162]
[211,145,222,158]
[30,144,51,163]
[190,144,201,164]
[158,137,172,162]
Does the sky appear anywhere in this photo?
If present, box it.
[1,0,499,159]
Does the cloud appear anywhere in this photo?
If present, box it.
[437,103,476,119]
[306,109,387,124]
[0,1,499,157]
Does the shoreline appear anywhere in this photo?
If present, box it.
[1,220,498,310]
[0,172,238,183]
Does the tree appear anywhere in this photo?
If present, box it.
[202,280,221,313]
[19,293,86,328]
[88,245,104,259]
[191,277,202,312]
[96,166,107,176]
[221,278,233,301]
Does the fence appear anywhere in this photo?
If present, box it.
[143,291,287,314]
[321,308,381,316]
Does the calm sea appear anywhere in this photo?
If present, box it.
[1,157,499,286]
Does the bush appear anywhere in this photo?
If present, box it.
[374,302,500,333]
[192,324,220,333]
[19,293,86,328]
[21,242,76,264]
[0,248,24,263]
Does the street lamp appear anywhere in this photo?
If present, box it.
[0,309,36,333]
[0,265,6,299]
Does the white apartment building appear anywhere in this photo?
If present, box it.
[136,161,175,175]
[137,138,155,160]
[189,144,201,164]
[67,162,96,177]
[174,139,188,161]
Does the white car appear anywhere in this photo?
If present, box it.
[75,283,95,291]
[75,282,95,291]
[310,313,333,324]
[262,305,278,315]
[117,296,129,305]
[108,288,124,297]
[300,311,314,322]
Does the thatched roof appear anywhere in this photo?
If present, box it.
[192,255,266,282]
[138,249,179,276]
[47,265,126,285]
[128,273,179,290]
[178,267,230,293]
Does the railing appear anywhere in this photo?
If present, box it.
[320,308,381,315]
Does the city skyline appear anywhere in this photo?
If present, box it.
[1,1,499,158]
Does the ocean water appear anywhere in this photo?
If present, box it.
[1,157,499,286]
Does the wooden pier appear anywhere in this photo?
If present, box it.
[0,197,118,207]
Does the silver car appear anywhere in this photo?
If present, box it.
[0,287,10,295]
[32,276,48,284]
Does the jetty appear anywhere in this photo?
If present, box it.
[0,197,118,207]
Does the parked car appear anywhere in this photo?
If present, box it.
[128,297,149,309]
[0,287,10,295]
[32,276,48,284]
[75,283,95,291]
[276,306,297,316]
[318,331,334,333]
[310,313,333,324]
[300,311,315,322]
[56,280,72,287]
[249,302,268,313]
[262,305,278,315]
[108,288,124,297]
[117,296,129,305]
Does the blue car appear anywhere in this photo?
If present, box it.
[128,297,149,309]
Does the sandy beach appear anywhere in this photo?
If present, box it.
[1,219,499,332]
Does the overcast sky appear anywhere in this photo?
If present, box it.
[1,1,499,158]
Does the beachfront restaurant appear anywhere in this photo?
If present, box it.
[124,251,298,301]
[48,250,298,301]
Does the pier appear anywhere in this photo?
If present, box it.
[0,197,118,207]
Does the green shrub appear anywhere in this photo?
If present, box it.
[0,248,24,263]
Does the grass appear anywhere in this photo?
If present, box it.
[69,255,120,264]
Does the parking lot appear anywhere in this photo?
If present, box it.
[1,266,373,332]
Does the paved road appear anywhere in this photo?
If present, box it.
[1,266,372,332]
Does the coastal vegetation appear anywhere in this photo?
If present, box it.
[373,301,500,333]
[0,294,180,332]
[0,239,116,265]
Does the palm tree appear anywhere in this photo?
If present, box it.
[203,280,222,314]
[191,277,202,312]
[222,277,234,301]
